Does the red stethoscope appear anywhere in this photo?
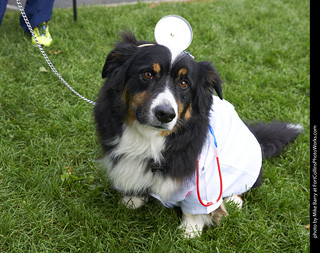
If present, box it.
[196,126,223,207]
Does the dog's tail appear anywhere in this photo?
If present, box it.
[247,121,303,159]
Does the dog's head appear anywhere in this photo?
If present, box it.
[97,32,222,135]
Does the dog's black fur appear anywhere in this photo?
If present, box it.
[248,121,302,159]
[95,32,224,181]
[94,31,302,196]
[93,32,303,236]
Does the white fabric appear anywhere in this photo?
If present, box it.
[151,96,262,214]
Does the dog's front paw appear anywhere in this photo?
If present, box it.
[122,196,147,209]
[179,213,212,238]
[178,221,202,238]
[225,195,243,209]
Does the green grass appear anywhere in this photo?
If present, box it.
[0,0,310,251]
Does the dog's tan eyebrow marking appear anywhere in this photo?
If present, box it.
[178,68,188,77]
[153,63,161,74]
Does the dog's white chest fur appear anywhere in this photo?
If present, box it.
[103,121,178,201]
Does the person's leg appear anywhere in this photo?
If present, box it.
[0,0,8,26]
[20,0,55,46]
[20,0,55,31]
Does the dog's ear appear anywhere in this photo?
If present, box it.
[102,32,139,79]
[199,61,223,100]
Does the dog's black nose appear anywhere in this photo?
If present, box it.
[154,105,176,123]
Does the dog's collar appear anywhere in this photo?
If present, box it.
[149,159,167,173]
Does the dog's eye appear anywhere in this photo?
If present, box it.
[179,80,188,89]
[143,71,153,80]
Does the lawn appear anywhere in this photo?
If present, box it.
[0,0,310,251]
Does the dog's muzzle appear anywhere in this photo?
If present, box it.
[149,88,178,130]
[154,104,176,123]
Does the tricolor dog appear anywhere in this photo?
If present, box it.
[94,32,302,237]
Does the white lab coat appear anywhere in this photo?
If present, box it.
[152,96,262,214]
